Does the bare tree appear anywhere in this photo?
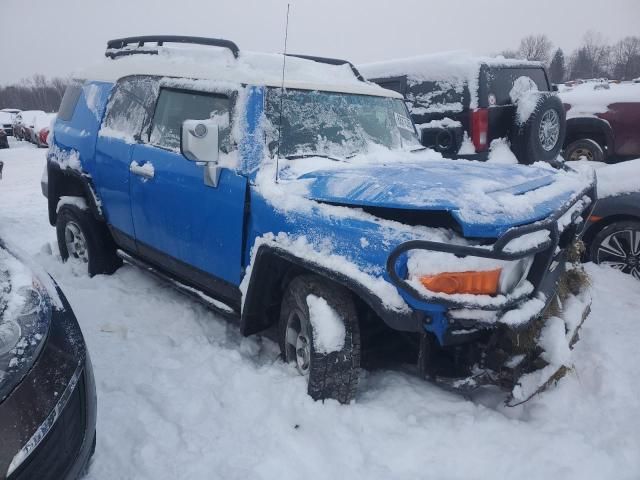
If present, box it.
[0,74,71,112]
[517,34,553,63]
[498,49,520,59]
[611,36,640,80]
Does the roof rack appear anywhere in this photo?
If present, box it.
[286,54,366,82]
[105,35,240,59]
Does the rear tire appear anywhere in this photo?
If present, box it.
[278,274,361,404]
[563,138,605,163]
[56,203,122,277]
[511,93,566,165]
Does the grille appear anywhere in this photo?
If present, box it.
[9,375,87,480]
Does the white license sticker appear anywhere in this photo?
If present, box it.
[394,112,415,132]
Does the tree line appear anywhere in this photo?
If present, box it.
[501,31,640,84]
[0,75,71,112]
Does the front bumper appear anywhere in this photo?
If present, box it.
[423,265,591,405]
[0,286,97,480]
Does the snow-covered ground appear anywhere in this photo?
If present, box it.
[1,140,640,479]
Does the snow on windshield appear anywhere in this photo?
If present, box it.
[265,88,420,159]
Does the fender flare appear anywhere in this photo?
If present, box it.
[239,244,420,337]
[47,162,104,226]
[565,116,615,154]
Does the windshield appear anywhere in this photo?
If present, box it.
[266,88,421,159]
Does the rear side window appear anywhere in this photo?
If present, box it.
[149,89,230,151]
[485,68,550,105]
[57,82,83,121]
[102,76,158,142]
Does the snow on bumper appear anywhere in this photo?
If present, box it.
[432,266,592,405]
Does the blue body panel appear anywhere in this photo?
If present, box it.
[299,162,566,238]
[50,77,589,345]
[129,144,247,285]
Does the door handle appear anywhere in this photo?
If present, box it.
[130,161,155,179]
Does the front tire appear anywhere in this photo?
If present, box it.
[56,203,122,277]
[589,220,640,280]
[279,274,361,404]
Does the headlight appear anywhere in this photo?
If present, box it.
[0,265,51,402]
[414,257,534,296]
[497,257,534,294]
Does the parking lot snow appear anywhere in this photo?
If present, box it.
[1,141,640,480]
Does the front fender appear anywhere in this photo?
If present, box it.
[240,242,421,337]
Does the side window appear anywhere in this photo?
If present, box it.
[149,89,231,152]
[102,76,158,141]
[57,82,83,121]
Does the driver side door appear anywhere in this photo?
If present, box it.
[129,87,247,303]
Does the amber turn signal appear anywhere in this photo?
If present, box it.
[419,269,502,295]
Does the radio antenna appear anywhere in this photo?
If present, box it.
[275,3,290,183]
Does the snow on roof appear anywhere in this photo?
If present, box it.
[560,82,640,118]
[77,45,403,98]
[359,51,542,83]
[359,51,542,109]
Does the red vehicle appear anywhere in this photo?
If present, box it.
[561,82,640,162]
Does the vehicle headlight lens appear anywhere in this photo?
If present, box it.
[416,257,534,296]
[0,277,51,401]
[419,269,502,295]
[498,257,534,294]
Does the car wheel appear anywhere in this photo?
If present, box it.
[56,203,122,276]
[511,93,566,165]
[563,138,605,163]
[589,220,640,280]
[278,274,361,404]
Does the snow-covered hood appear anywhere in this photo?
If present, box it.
[296,161,592,238]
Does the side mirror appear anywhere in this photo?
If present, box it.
[551,84,559,92]
[181,119,220,164]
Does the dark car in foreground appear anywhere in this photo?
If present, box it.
[561,82,640,163]
[0,239,96,479]
[581,159,640,280]
[360,52,565,165]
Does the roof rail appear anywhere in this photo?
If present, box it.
[105,35,240,59]
[285,54,366,82]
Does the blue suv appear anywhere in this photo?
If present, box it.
[42,36,595,405]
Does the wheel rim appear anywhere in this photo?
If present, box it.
[284,309,312,375]
[569,147,594,162]
[596,228,640,280]
[64,221,89,263]
[538,109,560,152]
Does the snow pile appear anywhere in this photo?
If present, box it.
[306,295,345,354]
[510,76,539,125]
[487,138,518,164]
[560,82,640,118]
[3,141,640,479]
[594,158,640,198]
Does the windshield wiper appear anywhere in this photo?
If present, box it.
[284,153,346,162]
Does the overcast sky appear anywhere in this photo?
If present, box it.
[1,0,638,85]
